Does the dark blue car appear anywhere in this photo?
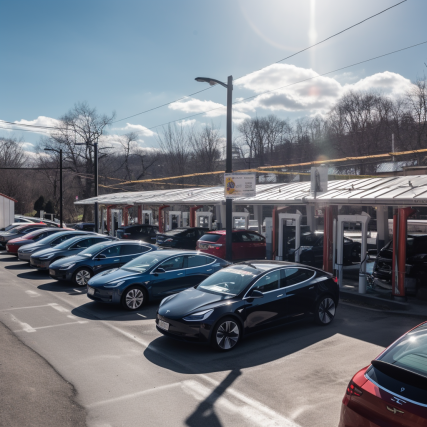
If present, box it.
[87,250,230,310]
[48,241,159,287]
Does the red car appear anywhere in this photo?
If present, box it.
[339,321,427,426]
[6,227,72,254]
[196,230,266,261]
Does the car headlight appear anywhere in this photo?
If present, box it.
[159,294,176,307]
[183,309,214,322]
[104,280,125,288]
[39,254,54,260]
[59,263,76,270]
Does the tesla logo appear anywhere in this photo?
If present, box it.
[391,397,407,405]
[401,387,405,392]
[166,310,170,314]
[387,406,404,415]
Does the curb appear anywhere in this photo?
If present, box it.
[339,289,409,311]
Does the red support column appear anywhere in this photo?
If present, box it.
[392,207,416,300]
[158,205,170,233]
[322,206,337,273]
[137,206,142,224]
[190,206,203,227]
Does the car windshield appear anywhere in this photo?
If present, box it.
[80,242,110,257]
[122,253,166,273]
[375,323,427,377]
[199,234,222,242]
[36,232,74,245]
[197,265,260,296]
[55,236,83,249]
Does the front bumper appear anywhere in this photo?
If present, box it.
[30,258,51,270]
[6,244,20,254]
[86,286,120,304]
[49,268,73,281]
[156,313,210,343]
[17,252,32,261]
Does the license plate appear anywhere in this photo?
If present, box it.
[158,320,169,331]
[87,287,95,295]
[49,269,55,276]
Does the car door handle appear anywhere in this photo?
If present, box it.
[114,259,119,262]
[177,273,183,276]
[207,269,212,272]
[309,286,314,289]
[277,294,283,298]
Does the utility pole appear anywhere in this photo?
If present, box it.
[94,140,99,233]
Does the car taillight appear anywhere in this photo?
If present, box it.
[333,277,338,283]
[346,381,363,397]
[123,233,131,238]
[208,244,222,249]
[165,238,173,242]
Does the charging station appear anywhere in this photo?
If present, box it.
[140,210,153,225]
[232,212,249,229]
[110,208,123,236]
[276,212,302,262]
[168,211,182,230]
[196,212,213,229]
[335,213,370,292]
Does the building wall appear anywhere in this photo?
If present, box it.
[0,195,15,229]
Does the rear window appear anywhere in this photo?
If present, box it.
[199,234,222,243]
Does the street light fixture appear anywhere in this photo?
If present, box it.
[76,141,99,233]
[195,75,233,261]
[44,148,63,228]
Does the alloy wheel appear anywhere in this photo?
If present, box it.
[318,297,336,324]
[125,289,144,310]
[216,320,240,350]
[75,269,91,286]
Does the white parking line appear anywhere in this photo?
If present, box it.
[86,382,181,408]
[9,314,36,333]
[14,320,88,333]
[25,290,40,297]
[49,303,70,313]
[1,304,53,311]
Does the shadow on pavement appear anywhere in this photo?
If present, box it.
[70,301,159,321]
[5,263,31,271]
[17,271,50,280]
[143,305,420,375]
[37,281,86,296]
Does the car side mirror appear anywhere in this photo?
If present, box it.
[154,267,166,274]
[95,254,106,260]
[248,289,264,299]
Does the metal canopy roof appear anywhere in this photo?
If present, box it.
[74,175,427,207]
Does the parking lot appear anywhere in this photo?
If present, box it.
[0,250,422,427]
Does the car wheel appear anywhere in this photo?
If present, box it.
[73,268,93,287]
[121,286,146,311]
[315,295,336,326]
[211,317,241,351]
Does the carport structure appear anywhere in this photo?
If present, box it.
[75,174,427,299]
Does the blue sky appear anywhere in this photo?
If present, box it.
[1,0,426,152]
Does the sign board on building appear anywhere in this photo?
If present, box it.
[310,166,328,197]
[224,173,256,199]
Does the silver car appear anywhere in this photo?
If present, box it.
[18,231,94,261]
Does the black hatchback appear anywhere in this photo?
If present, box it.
[48,241,159,286]
[157,261,339,351]
[116,224,158,243]
[156,227,209,249]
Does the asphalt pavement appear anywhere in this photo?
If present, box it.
[0,250,423,427]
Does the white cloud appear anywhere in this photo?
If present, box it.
[19,142,35,149]
[231,64,416,116]
[179,119,196,127]
[169,99,251,124]
[13,116,62,135]
[114,123,155,137]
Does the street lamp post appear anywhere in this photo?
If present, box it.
[44,148,63,228]
[195,76,233,261]
[76,141,99,233]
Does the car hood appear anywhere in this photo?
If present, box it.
[50,254,87,268]
[31,247,64,258]
[88,268,146,286]
[7,237,27,244]
[18,241,48,252]
[158,287,233,319]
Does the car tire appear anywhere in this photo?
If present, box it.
[211,317,241,352]
[315,295,336,326]
[121,286,146,311]
[73,268,93,287]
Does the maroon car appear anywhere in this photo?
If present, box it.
[196,230,266,261]
[339,321,427,426]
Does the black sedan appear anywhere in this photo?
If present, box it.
[30,234,114,270]
[116,224,158,243]
[48,241,159,286]
[157,261,339,351]
[156,227,209,249]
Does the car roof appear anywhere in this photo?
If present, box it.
[120,224,157,228]
[206,229,261,235]
[16,223,46,230]
[235,260,329,274]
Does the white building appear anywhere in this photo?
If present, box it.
[0,193,16,229]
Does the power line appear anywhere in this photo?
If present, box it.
[0,1,408,132]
